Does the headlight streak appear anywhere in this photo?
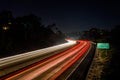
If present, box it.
[0,40,76,68]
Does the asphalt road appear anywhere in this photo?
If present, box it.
[0,40,94,80]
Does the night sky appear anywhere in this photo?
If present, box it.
[0,0,120,32]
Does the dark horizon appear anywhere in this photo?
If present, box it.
[0,0,120,32]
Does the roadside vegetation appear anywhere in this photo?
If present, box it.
[84,26,120,80]
[86,40,114,80]
[0,10,66,58]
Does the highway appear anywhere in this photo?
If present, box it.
[0,40,76,77]
[0,40,94,80]
[0,40,76,68]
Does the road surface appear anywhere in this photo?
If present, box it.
[0,40,93,80]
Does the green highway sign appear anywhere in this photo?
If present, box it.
[97,43,110,49]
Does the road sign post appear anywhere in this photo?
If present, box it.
[97,43,110,49]
[97,43,110,61]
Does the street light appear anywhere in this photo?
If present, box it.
[2,26,9,31]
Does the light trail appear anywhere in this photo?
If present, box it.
[0,40,76,68]
[0,40,91,80]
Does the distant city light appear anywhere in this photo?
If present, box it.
[2,26,10,30]
[8,22,12,25]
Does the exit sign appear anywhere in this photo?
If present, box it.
[97,43,110,49]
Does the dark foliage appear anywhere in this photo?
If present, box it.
[0,10,66,58]
[103,25,120,80]
[81,26,120,80]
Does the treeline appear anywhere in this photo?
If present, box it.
[82,26,120,80]
[0,10,65,58]
[82,26,120,45]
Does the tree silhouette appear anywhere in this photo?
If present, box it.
[0,10,15,55]
[89,28,100,42]
[0,10,66,58]
[110,25,120,45]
